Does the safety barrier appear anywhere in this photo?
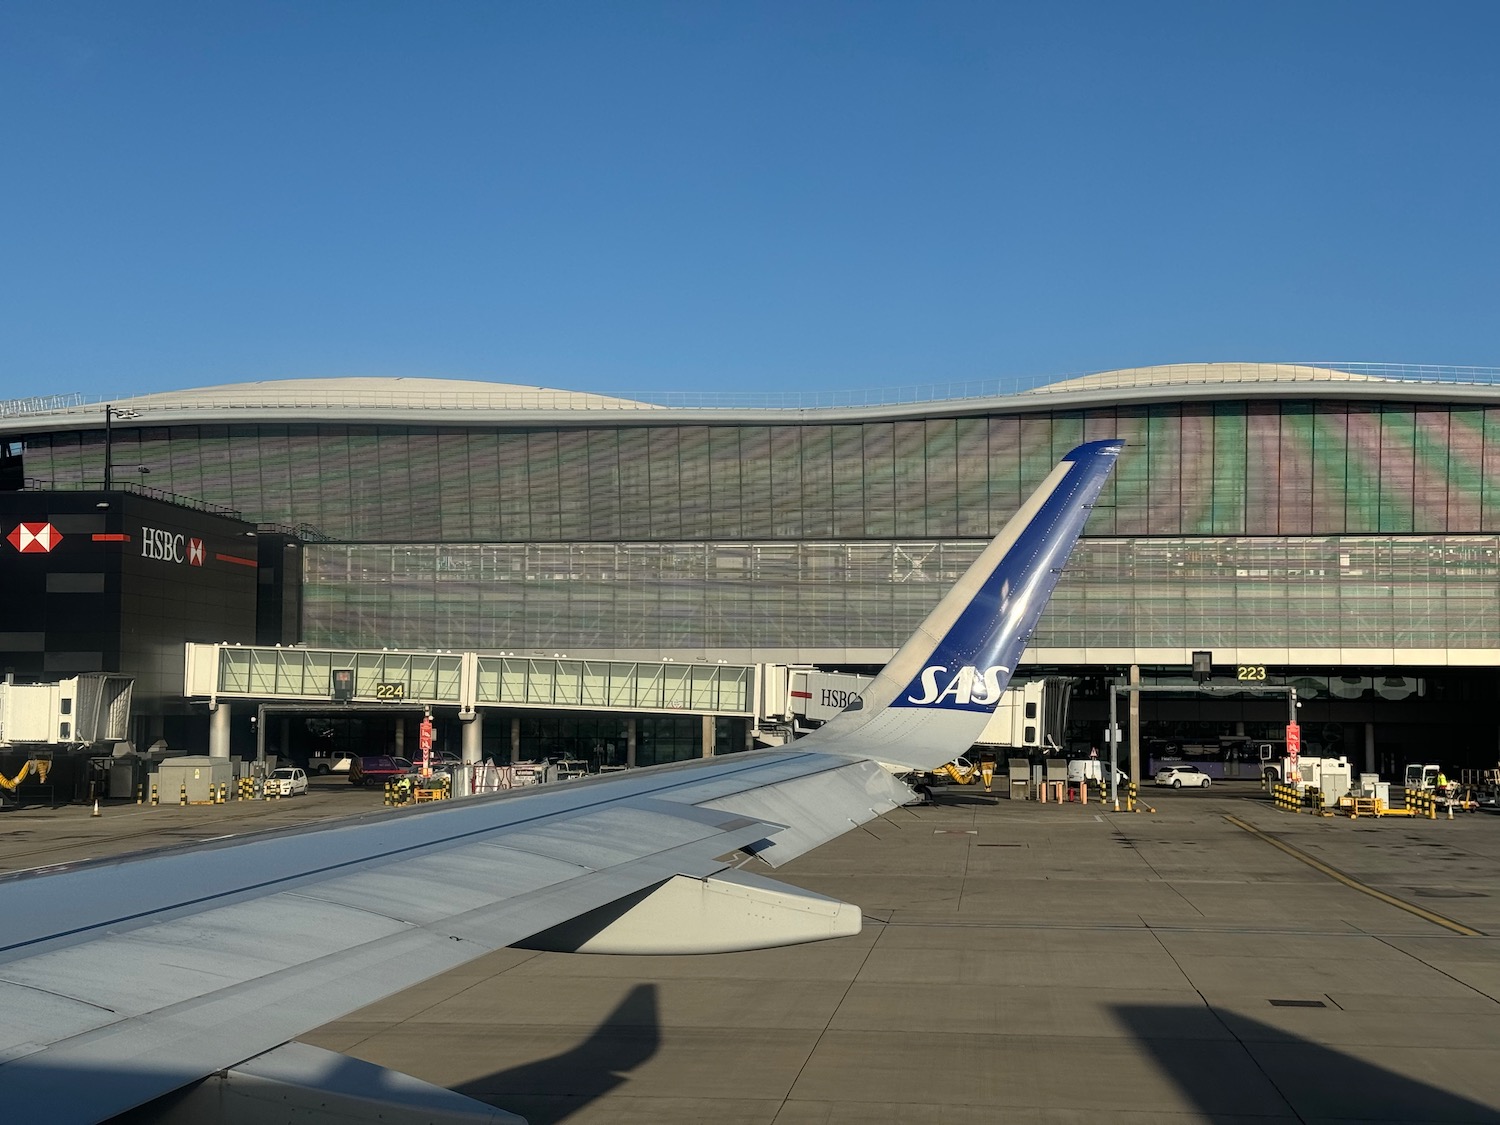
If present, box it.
[1405,788,1437,819]
[238,776,255,801]
[1272,782,1301,812]
[1304,786,1334,816]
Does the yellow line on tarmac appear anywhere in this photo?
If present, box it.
[1223,814,1484,937]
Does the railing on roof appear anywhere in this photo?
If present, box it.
[21,477,245,518]
[17,479,334,540]
[1,393,86,418]
[9,362,1500,417]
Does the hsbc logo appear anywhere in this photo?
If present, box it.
[6,522,63,553]
[905,665,1010,707]
[141,526,205,565]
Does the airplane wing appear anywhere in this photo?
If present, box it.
[0,439,1121,1125]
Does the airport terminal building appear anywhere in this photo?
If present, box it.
[4,362,1499,773]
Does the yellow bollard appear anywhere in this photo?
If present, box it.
[150,782,158,806]
[136,783,143,806]
[179,783,187,807]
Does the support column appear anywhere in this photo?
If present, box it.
[1365,722,1376,776]
[510,716,521,764]
[209,703,231,760]
[626,718,637,768]
[394,719,405,758]
[462,711,483,764]
[701,715,715,759]
[1128,664,1141,784]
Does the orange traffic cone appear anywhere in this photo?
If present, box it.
[91,799,101,817]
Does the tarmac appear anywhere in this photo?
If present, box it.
[5,777,1500,1123]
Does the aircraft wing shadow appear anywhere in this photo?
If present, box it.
[456,982,661,1125]
[1113,1002,1497,1122]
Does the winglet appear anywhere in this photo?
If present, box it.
[803,439,1123,770]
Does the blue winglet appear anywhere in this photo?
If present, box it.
[889,439,1123,712]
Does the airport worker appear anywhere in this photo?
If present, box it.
[1436,770,1449,789]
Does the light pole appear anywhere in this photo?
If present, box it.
[102,405,140,490]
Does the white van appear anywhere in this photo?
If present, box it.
[1067,759,1129,787]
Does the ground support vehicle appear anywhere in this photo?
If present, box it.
[308,750,356,775]
[349,756,411,787]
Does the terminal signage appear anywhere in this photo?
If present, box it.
[1285,720,1301,775]
[6,522,63,553]
[140,525,205,566]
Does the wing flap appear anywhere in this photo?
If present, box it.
[699,757,913,867]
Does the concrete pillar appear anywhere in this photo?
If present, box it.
[278,716,291,762]
[626,718,637,768]
[1128,664,1141,784]
[394,719,405,758]
[462,712,483,764]
[510,716,521,764]
[209,703,231,759]
[1365,722,1376,776]
[701,715,715,758]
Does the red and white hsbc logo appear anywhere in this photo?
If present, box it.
[6,522,63,553]
[141,525,205,566]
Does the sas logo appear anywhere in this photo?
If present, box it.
[7,522,63,553]
[905,665,1010,707]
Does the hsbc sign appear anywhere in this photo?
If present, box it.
[7,522,63,553]
[141,525,205,566]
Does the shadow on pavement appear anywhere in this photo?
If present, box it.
[458,982,661,1124]
[1114,1003,1498,1123]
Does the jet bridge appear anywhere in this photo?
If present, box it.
[184,642,758,760]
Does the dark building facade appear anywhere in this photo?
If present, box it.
[0,490,262,748]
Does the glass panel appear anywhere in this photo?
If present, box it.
[1210,403,1246,534]
[1447,408,1484,532]
[1312,406,1350,534]
[924,420,960,537]
[1378,407,1415,533]
[707,427,742,539]
[1143,406,1181,534]
[1277,403,1313,535]
[954,417,989,537]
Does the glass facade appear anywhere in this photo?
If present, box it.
[301,535,1500,656]
[22,399,1500,542]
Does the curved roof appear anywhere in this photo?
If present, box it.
[4,363,1500,435]
[1030,362,1392,393]
[116,377,656,412]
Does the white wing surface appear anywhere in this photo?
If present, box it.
[0,439,1121,1124]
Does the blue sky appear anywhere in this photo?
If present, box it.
[3,1,1497,400]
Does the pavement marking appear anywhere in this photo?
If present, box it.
[1223,814,1484,937]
